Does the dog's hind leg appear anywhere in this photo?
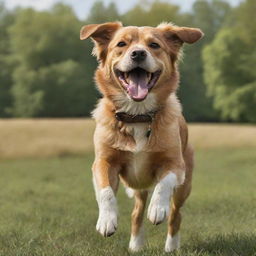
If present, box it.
[92,159,120,237]
[165,145,194,252]
[129,190,148,252]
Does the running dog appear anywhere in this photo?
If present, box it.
[80,22,203,252]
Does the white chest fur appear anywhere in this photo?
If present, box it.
[126,126,150,187]
[115,93,157,116]
[128,123,149,152]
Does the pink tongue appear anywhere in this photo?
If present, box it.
[127,71,148,100]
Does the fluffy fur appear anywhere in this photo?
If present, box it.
[80,21,203,251]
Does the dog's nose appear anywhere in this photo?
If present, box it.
[130,50,147,62]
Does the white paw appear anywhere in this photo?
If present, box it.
[147,197,169,225]
[96,210,117,237]
[96,186,118,237]
[129,229,145,252]
[147,173,177,225]
[165,233,180,252]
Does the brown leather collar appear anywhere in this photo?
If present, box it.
[115,111,157,123]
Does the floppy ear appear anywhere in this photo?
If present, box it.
[80,22,122,61]
[158,22,204,47]
[171,26,204,44]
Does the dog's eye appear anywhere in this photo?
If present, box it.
[149,42,160,49]
[117,41,126,47]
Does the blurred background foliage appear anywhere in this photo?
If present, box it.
[0,0,255,122]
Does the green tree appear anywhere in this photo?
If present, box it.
[0,3,15,117]
[178,0,231,121]
[192,0,231,43]
[11,60,94,117]
[87,1,120,23]
[122,1,182,26]
[9,4,97,117]
[1,0,253,122]
[203,0,256,122]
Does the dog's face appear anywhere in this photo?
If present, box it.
[81,22,203,102]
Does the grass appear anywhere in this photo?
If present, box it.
[0,148,256,256]
[0,119,95,159]
[0,119,256,159]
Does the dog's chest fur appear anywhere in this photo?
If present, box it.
[128,123,149,152]
[125,135,151,188]
[125,120,150,184]
[117,94,156,187]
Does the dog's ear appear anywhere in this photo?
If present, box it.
[158,22,204,48]
[80,22,122,62]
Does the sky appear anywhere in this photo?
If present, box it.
[3,0,243,20]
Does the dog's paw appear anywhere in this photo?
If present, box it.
[96,186,118,237]
[147,197,169,225]
[129,236,144,252]
[165,233,180,252]
[147,173,177,225]
[96,210,117,237]
[129,229,145,252]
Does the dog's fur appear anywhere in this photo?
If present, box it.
[80,22,203,252]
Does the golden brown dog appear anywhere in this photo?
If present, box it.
[80,22,203,252]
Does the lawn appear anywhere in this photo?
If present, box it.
[0,148,256,256]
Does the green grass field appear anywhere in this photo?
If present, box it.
[0,148,256,256]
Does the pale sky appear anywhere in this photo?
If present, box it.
[3,0,243,20]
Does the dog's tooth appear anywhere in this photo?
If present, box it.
[148,73,152,82]
[125,72,130,83]
[145,72,150,82]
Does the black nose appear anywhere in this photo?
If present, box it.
[130,50,147,62]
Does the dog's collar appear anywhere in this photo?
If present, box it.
[115,110,157,138]
[115,111,157,123]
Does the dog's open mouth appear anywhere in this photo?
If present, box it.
[115,68,161,101]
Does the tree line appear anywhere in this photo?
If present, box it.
[0,0,255,122]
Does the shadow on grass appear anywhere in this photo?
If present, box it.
[190,233,256,256]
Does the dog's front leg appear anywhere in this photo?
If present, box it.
[147,169,185,225]
[92,159,119,237]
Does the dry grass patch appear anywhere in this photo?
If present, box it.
[0,119,255,159]
[189,123,256,149]
[0,119,94,159]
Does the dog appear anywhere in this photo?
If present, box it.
[80,21,203,252]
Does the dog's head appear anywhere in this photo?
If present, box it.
[80,22,203,102]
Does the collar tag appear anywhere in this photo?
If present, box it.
[146,127,151,138]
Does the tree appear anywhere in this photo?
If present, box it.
[0,3,15,117]
[11,60,95,117]
[1,0,254,122]
[192,0,231,43]
[87,1,120,23]
[8,4,97,117]
[178,0,231,121]
[203,0,256,122]
[122,1,181,26]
